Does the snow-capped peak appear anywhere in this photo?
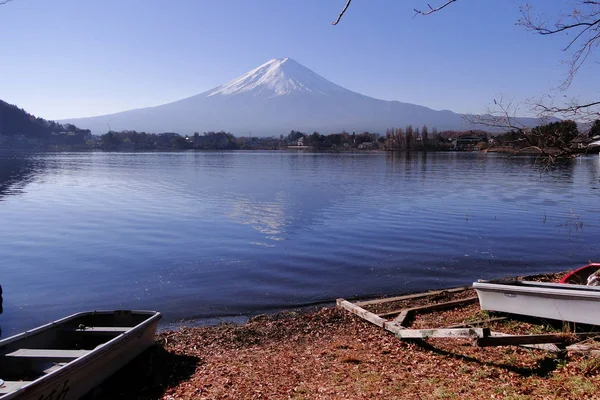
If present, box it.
[207,57,347,98]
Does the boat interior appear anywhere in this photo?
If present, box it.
[0,311,151,395]
[563,265,600,285]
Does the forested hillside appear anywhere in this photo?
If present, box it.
[0,99,86,138]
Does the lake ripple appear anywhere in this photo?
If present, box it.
[1,151,599,335]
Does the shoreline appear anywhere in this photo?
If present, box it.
[157,272,568,333]
[88,271,600,399]
[2,146,584,156]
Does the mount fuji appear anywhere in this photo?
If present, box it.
[60,58,507,135]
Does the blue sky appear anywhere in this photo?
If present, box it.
[0,0,597,120]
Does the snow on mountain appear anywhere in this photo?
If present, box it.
[60,58,543,135]
[207,58,348,98]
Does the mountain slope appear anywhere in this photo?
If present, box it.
[61,58,540,135]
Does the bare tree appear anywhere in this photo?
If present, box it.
[463,98,527,132]
[0,0,14,5]
[533,98,600,122]
[518,2,600,91]
[333,1,600,159]
[518,1,600,120]
[333,1,600,120]
[463,97,583,162]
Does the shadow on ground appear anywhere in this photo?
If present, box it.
[83,343,200,399]
[415,340,565,378]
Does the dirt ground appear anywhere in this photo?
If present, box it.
[89,273,600,400]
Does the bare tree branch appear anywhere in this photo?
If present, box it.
[414,0,458,16]
[0,0,14,4]
[334,0,458,23]
[470,98,588,162]
[462,98,584,162]
[332,0,352,25]
[329,1,599,161]
[334,0,459,24]
[518,1,600,90]
[537,101,600,114]
[533,98,600,122]
[463,97,529,132]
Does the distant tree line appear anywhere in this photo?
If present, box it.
[93,127,472,151]
[21,120,600,154]
[384,125,455,151]
[94,129,389,151]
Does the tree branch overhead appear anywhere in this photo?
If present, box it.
[413,0,458,16]
[332,0,352,25]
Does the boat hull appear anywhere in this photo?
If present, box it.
[473,280,600,326]
[0,310,161,400]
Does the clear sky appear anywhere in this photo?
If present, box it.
[0,0,597,120]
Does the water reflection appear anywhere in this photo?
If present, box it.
[226,183,347,242]
[0,152,47,336]
[229,195,289,242]
[1,151,599,335]
[576,155,600,189]
[0,152,46,201]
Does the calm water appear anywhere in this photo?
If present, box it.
[1,150,599,336]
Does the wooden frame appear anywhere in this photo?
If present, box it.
[337,286,484,337]
[337,286,599,351]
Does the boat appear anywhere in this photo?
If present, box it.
[473,279,600,326]
[559,263,600,285]
[0,310,161,400]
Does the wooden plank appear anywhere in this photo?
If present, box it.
[355,286,471,307]
[43,362,69,374]
[379,296,479,318]
[0,380,33,395]
[336,299,387,328]
[392,310,411,327]
[566,344,590,352]
[445,317,507,329]
[566,344,600,355]
[395,327,488,339]
[490,332,562,352]
[5,349,90,359]
[383,321,407,334]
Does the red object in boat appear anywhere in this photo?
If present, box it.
[560,263,600,285]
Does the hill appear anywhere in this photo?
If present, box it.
[0,100,90,147]
[0,100,67,138]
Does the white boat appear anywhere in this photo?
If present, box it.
[473,280,600,326]
[0,310,161,400]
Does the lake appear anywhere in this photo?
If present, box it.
[1,150,599,337]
